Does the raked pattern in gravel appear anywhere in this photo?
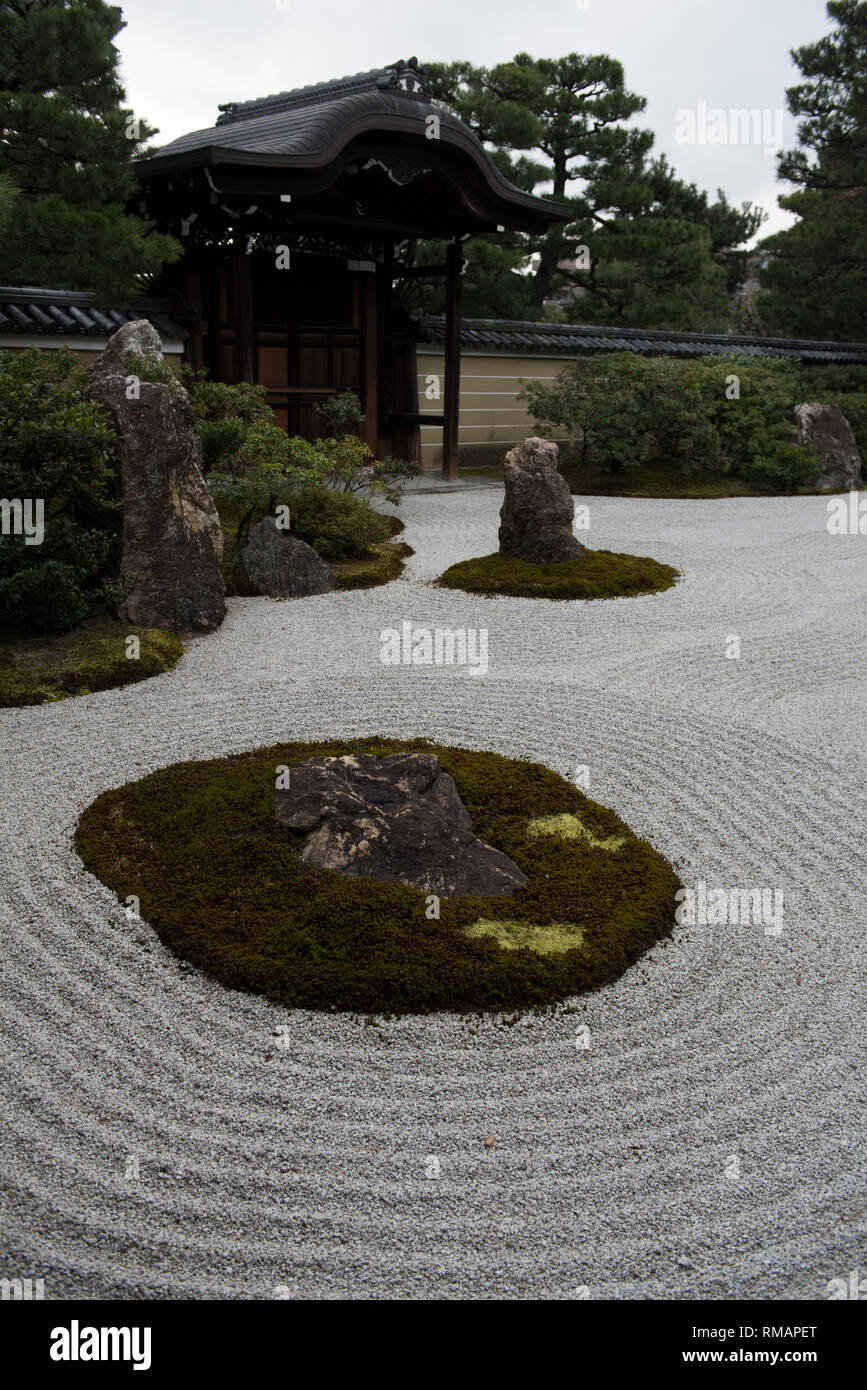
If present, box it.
[1,489,865,1300]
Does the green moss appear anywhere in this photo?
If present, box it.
[75,738,680,1015]
[435,549,679,601]
[463,918,585,955]
[332,534,413,590]
[528,813,626,851]
[220,506,411,595]
[0,617,183,707]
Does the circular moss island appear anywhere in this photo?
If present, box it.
[436,549,679,600]
[76,738,680,1015]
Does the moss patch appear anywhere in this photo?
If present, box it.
[75,738,679,1015]
[0,617,183,708]
[436,549,679,601]
[220,506,411,595]
[463,918,585,955]
[528,813,627,851]
[331,519,413,590]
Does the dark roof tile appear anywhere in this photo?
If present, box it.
[0,288,187,343]
[417,316,867,363]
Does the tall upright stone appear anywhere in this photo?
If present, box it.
[793,403,862,491]
[88,321,225,635]
[498,436,585,564]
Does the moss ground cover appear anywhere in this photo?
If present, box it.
[75,738,680,1015]
[0,617,183,707]
[220,505,411,595]
[436,549,679,601]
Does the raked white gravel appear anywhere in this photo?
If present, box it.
[0,489,865,1300]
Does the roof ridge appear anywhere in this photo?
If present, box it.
[216,58,432,125]
[419,315,867,353]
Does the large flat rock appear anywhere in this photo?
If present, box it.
[273,751,528,897]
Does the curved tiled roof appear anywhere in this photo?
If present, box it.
[136,60,572,231]
[418,316,867,363]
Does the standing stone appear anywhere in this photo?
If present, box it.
[274,752,529,897]
[794,403,862,490]
[236,517,334,597]
[88,321,225,634]
[498,436,585,564]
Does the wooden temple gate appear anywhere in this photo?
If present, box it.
[135,60,570,478]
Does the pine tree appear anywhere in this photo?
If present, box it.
[758,0,867,338]
[0,0,179,299]
[421,53,759,330]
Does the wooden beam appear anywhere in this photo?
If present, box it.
[389,412,445,427]
[232,238,255,384]
[441,240,462,481]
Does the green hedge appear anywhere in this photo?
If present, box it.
[520,352,867,490]
[0,347,123,633]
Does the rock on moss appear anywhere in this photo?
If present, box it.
[75,738,680,1014]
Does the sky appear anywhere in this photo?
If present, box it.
[114,0,834,242]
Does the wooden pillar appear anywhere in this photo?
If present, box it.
[375,258,393,456]
[232,237,255,384]
[362,276,379,454]
[442,239,462,480]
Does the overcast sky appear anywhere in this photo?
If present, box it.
[115,0,834,241]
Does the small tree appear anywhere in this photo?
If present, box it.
[313,392,421,502]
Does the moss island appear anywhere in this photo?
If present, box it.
[76,738,680,1015]
[436,549,679,601]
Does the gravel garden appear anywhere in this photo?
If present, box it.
[1,323,865,1300]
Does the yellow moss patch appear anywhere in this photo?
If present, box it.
[463,918,585,955]
[527,813,627,851]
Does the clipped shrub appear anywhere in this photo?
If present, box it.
[0,347,122,633]
[744,442,821,492]
[798,364,867,396]
[519,350,842,485]
[289,484,391,560]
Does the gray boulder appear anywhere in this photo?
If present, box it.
[794,403,862,490]
[88,321,225,635]
[274,751,529,897]
[236,517,334,597]
[498,436,585,564]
